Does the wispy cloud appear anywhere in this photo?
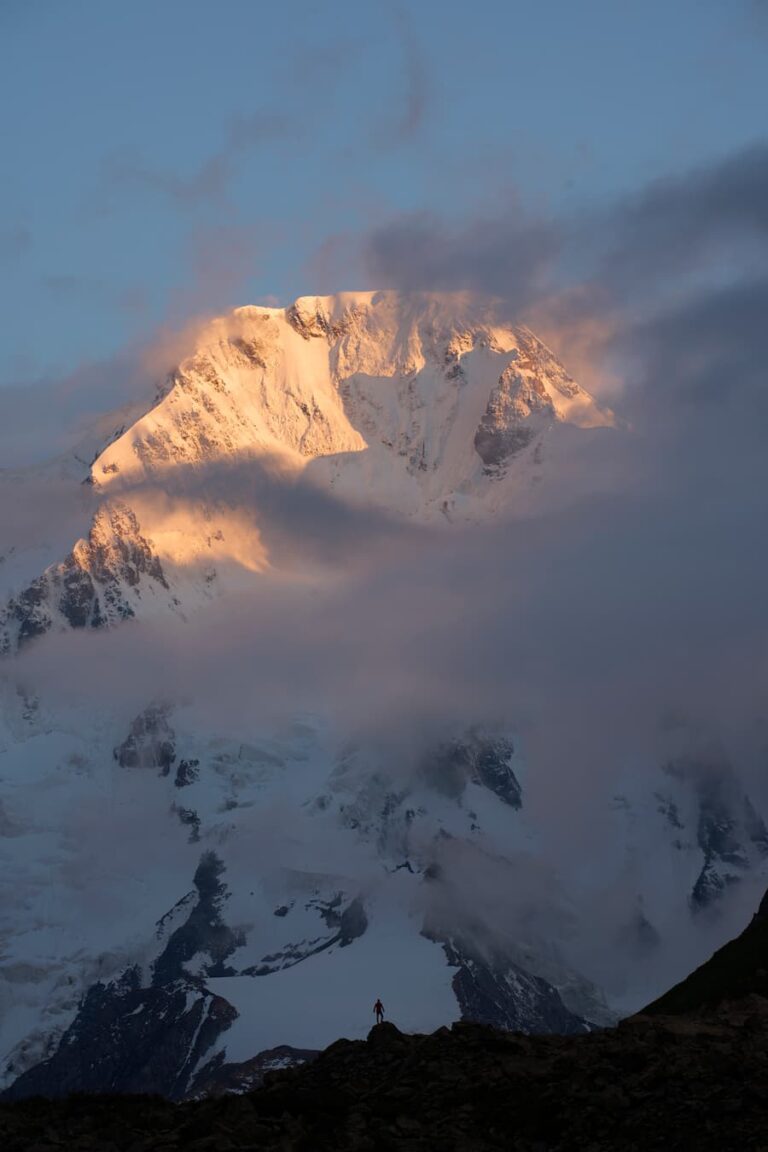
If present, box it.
[370,2,430,147]
[747,0,768,35]
[100,110,299,211]
[0,225,32,263]
[41,273,150,319]
[0,0,56,28]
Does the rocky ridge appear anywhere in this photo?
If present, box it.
[4,889,768,1150]
[2,1006,767,1150]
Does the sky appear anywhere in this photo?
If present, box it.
[1,0,767,387]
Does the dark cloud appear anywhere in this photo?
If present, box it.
[360,141,768,303]
[597,143,768,296]
[620,275,768,414]
[364,207,560,312]
[355,140,768,434]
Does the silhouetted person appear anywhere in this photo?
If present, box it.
[373,998,384,1024]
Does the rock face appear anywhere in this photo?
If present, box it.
[441,938,590,1035]
[188,1044,319,1097]
[419,734,522,808]
[151,852,246,985]
[1,972,235,1102]
[114,705,177,773]
[0,503,170,653]
[663,757,768,910]
[2,853,246,1102]
[610,752,768,929]
[473,330,583,474]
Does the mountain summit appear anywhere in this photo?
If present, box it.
[1,291,612,650]
[92,291,611,511]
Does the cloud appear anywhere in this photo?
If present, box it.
[360,141,768,294]
[0,310,217,470]
[0,225,32,263]
[595,143,768,300]
[42,274,103,298]
[364,205,560,312]
[747,0,768,35]
[0,0,56,28]
[103,450,421,574]
[163,222,264,323]
[0,472,95,590]
[39,274,150,321]
[375,2,430,145]
[353,140,768,425]
[100,110,298,211]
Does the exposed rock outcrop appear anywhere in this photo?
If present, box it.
[114,704,176,773]
[442,937,590,1035]
[1,971,235,1102]
[2,854,245,1103]
[0,503,168,652]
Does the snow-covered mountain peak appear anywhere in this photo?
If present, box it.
[92,290,612,508]
[0,291,614,651]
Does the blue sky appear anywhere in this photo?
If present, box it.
[0,0,766,386]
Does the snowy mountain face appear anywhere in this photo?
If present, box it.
[0,292,611,652]
[0,291,765,1099]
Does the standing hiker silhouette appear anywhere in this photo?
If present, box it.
[373,998,385,1024]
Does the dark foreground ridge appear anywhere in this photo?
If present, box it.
[643,887,768,1015]
[3,892,768,1151]
[3,1008,768,1151]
